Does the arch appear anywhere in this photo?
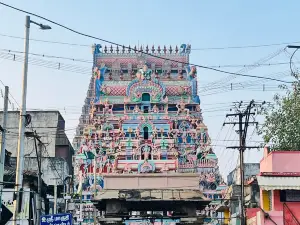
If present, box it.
[126,80,166,103]
[139,123,153,133]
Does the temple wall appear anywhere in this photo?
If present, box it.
[102,173,199,190]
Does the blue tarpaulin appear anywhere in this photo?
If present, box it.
[41,213,72,225]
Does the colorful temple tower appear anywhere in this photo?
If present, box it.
[72,44,224,224]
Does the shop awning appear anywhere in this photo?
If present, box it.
[257,176,300,190]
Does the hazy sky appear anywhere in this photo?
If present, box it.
[0,0,297,177]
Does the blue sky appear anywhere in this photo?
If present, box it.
[0,0,297,177]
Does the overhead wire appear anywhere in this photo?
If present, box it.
[0,50,289,93]
[0,48,299,69]
[1,31,300,51]
[0,1,293,84]
[199,48,287,93]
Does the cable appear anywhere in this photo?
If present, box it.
[0,32,90,47]
[1,31,300,51]
[200,48,286,92]
[1,48,300,69]
[0,1,292,84]
[192,41,300,51]
[0,79,21,108]
[0,48,93,64]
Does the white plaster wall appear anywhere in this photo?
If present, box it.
[23,157,69,185]
[0,111,70,185]
[0,111,60,157]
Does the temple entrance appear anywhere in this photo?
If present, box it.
[143,127,149,140]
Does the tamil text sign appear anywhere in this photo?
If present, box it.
[41,213,72,225]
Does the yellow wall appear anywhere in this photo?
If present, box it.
[224,208,230,224]
[262,190,270,211]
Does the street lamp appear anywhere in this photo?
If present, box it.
[30,20,52,30]
[287,45,300,76]
[13,15,51,225]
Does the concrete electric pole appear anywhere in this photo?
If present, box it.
[224,100,260,225]
[13,16,51,225]
[0,86,9,222]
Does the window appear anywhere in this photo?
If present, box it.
[280,190,300,202]
[142,93,150,102]
[144,106,149,113]
[143,127,149,140]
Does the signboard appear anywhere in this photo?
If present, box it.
[41,213,72,225]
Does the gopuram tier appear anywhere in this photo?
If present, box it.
[72,44,225,222]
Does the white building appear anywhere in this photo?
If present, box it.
[0,110,74,185]
[0,111,74,224]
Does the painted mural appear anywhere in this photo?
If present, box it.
[72,44,224,221]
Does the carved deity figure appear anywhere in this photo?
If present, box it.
[189,117,198,129]
[135,127,140,138]
[152,105,159,113]
[152,145,161,160]
[133,105,140,113]
[181,130,188,144]
[196,104,201,112]
[136,65,152,81]
[142,144,151,160]
[118,117,123,129]
[102,98,113,115]
[176,97,189,115]
[196,120,206,131]
[152,127,158,139]
[118,128,125,140]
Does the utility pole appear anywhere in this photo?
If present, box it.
[54,180,57,214]
[24,131,44,224]
[33,132,42,225]
[13,16,30,225]
[50,177,60,214]
[224,100,260,225]
[0,86,9,222]
[13,16,51,225]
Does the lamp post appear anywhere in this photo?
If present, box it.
[13,15,51,225]
[287,45,300,76]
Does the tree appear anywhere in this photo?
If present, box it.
[260,79,300,150]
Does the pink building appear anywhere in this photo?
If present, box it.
[248,147,300,225]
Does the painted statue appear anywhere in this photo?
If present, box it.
[94,65,107,103]
[102,98,113,115]
[176,97,189,115]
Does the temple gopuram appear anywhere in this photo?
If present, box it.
[72,44,226,225]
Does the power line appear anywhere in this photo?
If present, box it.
[200,48,286,91]
[0,49,93,63]
[0,1,293,84]
[1,32,300,51]
[2,47,299,69]
[0,50,287,95]
[192,41,300,50]
[0,33,90,47]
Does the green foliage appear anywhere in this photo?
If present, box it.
[259,78,300,150]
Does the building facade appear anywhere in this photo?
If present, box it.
[1,110,73,185]
[254,148,300,225]
[217,147,300,225]
[72,44,225,224]
[0,110,74,224]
